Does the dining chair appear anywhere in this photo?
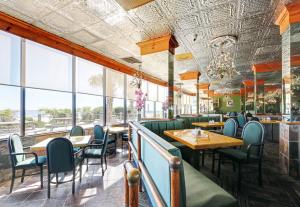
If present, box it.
[237,113,247,137]
[46,137,83,198]
[70,126,85,136]
[70,126,85,154]
[83,130,109,175]
[93,125,105,144]
[217,121,265,191]
[8,134,46,193]
[121,133,129,151]
[211,118,238,173]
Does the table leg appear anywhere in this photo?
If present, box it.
[192,150,200,170]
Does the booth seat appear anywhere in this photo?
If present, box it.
[177,116,221,129]
[129,121,237,207]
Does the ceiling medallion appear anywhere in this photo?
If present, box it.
[206,35,239,81]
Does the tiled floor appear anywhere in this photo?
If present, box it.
[0,148,149,207]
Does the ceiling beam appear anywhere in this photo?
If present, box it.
[196,83,210,90]
[0,11,169,87]
[175,53,193,61]
[179,70,200,80]
[275,1,300,34]
[136,34,179,55]
[114,0,154,11]
[243,80,264,87]
[252,61,282,73]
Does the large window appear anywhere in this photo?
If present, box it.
[25,89,72,135]
[127,100,137,121]
[76,58,103,95]
[0,31,20,85]
[76,94,103,128]
[0,86,20,138]
[106,97,124,125]
[144,101,155,118]
[148,82,157,101]
[25,40,72,91]
[155,102,163,118]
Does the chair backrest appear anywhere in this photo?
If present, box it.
[94,125,105,141]
[70,126,85,136]
[237,113,247,128]
[8,134,25,166]
[241,121,265,157]
[229,112,237,117]
[46,138,74,174]
[251,117,260,121]
[101,131,109,156]
[223,118,238,137]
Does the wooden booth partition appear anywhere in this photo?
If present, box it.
[125,122,182,207]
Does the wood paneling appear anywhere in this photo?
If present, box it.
[179,70,200,80]
[175,53,193,61]
[0,11,168,87]
[136,34,179,55]
[243,79,264,87]
[196,83,210,90]
[252,61,282,73]
[275,1,300,34]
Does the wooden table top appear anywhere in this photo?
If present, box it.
[30,135,92,151]
[108,126,128,134]
[192,122,225,128]
[260,120,284,124]
[164,129,243,150]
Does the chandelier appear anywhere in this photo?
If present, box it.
[130,65,143,88]
[206,35,239,81]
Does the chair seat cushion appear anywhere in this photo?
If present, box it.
[183,161,237,207]
[217,148,258,161]
[84,148,102,158]
[16,156,46,168]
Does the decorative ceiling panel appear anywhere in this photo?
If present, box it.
[0,0,284,90]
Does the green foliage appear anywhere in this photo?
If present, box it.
[40,108,72,118]
[114,107,124,114]
[0,109,14,122]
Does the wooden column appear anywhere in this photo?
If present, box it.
[137,35,178,119]
[275,1,300,177]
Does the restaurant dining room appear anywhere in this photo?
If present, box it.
[0,0,300,207]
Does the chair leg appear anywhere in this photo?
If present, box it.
[101,157,104,176]
[10,169,15,193]
[72,169,75,195]
[238,162,242,191]
[212,150,215,173]
[79,162,82,183]
[47,173,51,198]
[217,154,222,178]
[21,169,25,183]
[202,151,205,167]
[105,155,107,169]
[56,173,58,185]
[40,166,43,188]
[258,162,263,187]
[86,158,89,171]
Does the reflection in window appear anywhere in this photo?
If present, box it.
[25,89,72,135]
[76,57,103,95]
[144,101,155,118]
[0,31,21,85]
[76,94,103,128]
[127,99,137,121]
[106,69,124,98]
[0,85,20,138]
[106,97,124,125]
[26,40,72,91]
[155,102,163,118]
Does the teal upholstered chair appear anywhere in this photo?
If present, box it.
[46,137,83,198]
[211,118,238,172]
[70,126,85,153]
[8,134,46,193]
[237,113,247,128]
[70,126,85,136]
[217,121,265,190]
[93,125,105,144]
[83,130,109,174]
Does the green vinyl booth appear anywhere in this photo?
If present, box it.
[129,121,237,207]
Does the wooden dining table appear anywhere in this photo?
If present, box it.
[164,129,243,170]
[30,135,92,155]
[192,122,225,128]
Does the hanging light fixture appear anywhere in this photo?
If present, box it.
[206,35,239,81]
[130,65,143,89]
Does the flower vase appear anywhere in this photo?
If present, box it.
[137,110,142,122]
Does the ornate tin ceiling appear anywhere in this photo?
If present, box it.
[0,0,287,92]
